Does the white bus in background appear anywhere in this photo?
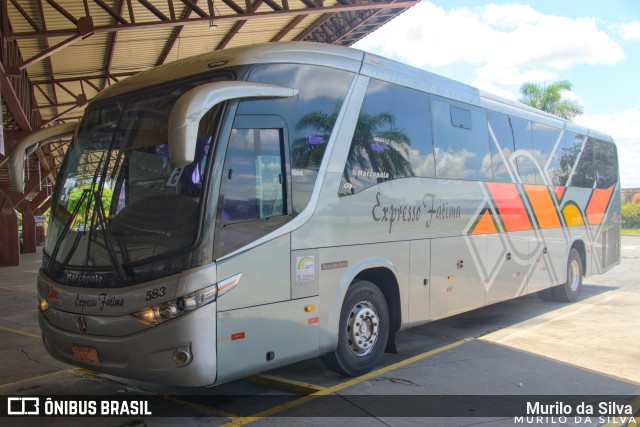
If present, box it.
[9,42,620,386]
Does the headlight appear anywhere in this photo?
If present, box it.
[132,273,241,326]
[133,284,217,326]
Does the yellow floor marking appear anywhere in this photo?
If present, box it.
[249,374,326,395]
[0,325,40,339]
[220,338,472,426]
[0,369,77,388]
[0,286,37,294]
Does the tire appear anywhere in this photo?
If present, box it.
[321,280,390,377]
[549,248,583,302]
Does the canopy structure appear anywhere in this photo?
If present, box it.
[0,0,417,216]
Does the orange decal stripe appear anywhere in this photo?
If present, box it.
[486,182,532,232]
[554,186,565,202]
[524,185,561,229]
[586,186,614,225]
[471,210,498,235]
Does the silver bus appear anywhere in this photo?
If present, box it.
[10,42,620,386]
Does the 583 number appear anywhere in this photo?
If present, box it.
[146,287,166,301]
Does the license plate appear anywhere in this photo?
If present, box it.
[72,345,100,364]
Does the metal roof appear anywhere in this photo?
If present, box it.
[0,0,418,214]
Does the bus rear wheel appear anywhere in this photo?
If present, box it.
[321,280,389,377]
[551,248,583,302]
[538,248,583,302]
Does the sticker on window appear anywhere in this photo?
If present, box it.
[166,167,184,187]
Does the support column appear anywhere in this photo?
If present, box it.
[22,206,37,253]
[0,190,20,266]
[36,219,46,246]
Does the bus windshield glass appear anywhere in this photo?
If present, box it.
[46,78,224,278]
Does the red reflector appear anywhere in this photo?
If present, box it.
[231,332,245,341]
[308,317,319,324]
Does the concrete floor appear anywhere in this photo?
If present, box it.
[0,237,639,426]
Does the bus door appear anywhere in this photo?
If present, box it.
[213,114,318,382]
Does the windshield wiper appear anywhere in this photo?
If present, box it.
[93,190,128,281]
[46,189,89,274]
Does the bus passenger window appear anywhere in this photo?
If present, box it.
[531,123,563,185]
[340,79,434,196]
[511,116,536,184]
[595,139,618,189]
[432,97,490,181]
[487,110,515,182]
[570,137,595,188]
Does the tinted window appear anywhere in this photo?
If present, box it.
[531,123,563,185]
[241,64,354,212]
[487,110,515,182]
[215,126,288,258]
[570,137,595,188]
[595,139,618,189]
[555,131,584,186]
[219,128,285,224]
[340,79,434,196]
[432,97,490,180]
[511,116,536,184]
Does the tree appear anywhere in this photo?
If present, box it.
[519,80,584,121]
[67,184,113,229]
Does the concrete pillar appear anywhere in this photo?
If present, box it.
[22,206,37,253]
[0,190,20,266]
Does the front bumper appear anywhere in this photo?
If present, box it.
[39,302,217,387]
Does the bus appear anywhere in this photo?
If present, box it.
[10,42,620,387]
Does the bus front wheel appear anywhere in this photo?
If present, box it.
[321,280,389,377]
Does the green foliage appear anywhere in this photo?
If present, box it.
[67,184,114,228]
[519,80,584,121]
[621,202,640,229]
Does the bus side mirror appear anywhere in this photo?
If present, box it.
[167,81,298,167]
[8,123,77,194]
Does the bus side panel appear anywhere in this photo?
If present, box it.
[485,230,530,304]
[430,236,485,320]
[527,227,566,293]
[407,239,431,327]
[216,235,291,311]
[216,296,319,384]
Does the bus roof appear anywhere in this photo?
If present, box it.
[92,41,609,142]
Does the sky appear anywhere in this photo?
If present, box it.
[353,0,640,188]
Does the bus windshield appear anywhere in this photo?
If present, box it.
[46,79,223,281]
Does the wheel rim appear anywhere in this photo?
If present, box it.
[568,258,581,292]
[346,301,379,356]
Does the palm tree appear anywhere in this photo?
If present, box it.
[519,80,584,121]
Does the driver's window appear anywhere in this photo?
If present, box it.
[215,121,289,258]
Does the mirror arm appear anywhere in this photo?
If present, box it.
[8,123,77,194]
[167,81,298,167]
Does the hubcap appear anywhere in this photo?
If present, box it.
[346,301,379,356]
[568,259,581,292]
